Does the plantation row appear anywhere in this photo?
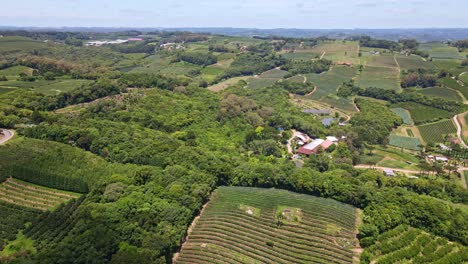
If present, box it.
[0,201,41,251]
[25,196,85,250]
[360,225,468,264]
[0,178,81,211]
[177,187,358,264]
[8,166,89,193]
[388,134,421,151]
[418,119,457,143]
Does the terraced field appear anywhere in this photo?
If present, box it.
[176,186,360,264]
[392,102,452,124]
[388,135,421,151]
[390,108,414,125]
[305,66,357,100]
[418,119,457,144]
[0,178,81,211]
[361,225,467,264]
[395,55,436,70]
[420,43,463,60]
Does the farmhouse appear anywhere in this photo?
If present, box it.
[297,139,334,156]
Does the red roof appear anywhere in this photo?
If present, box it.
[297,139,334,156]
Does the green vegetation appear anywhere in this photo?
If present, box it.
[420,42,463,60]
[177,187,358,264]
[356,66,400,91]
[361,225,467,264]
[395,55,436,70]
[390,108,414,125]
[306,66,357,100]
[418,119,457,143]
[418,86,464,102]
[388,135,421,150]
[392,102,453,124]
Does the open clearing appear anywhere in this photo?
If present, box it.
[207,76,250,92]
[0,178,80,211]
[176,186,360,264]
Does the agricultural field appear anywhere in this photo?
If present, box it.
[439,76,468,100]
[280,51,320,61]
[365,55,398,68]
[361,225,467,264]
[177,186,359,264]
[309,41,360,64]
[388,135,421,151]
[420,42,463,60]
[207,76,249,92]
[417,87,464,102]
[0,66,34,78]
[0,36,49,53]
[390,108,414,125]
[391,102,453,124]
[246,69,288,89]
[0,79,94,95]
[360,146,421,170]
[0,178,81,211]
[356,66,400,91]
[395,55,436,70]
[418,119,457,144]
[305,66,357,100]
[460,72,468,84]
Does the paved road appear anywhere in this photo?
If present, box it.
[0,129,14,145]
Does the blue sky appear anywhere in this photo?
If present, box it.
[1,0,467,29]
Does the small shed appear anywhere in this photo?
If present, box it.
[383,169,396,177]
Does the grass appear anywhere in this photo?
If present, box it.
[388,135,421,151]
[418,119,457,144]
[392,102,453,124]
[356,66,400,91]
[0,178,81,211]
[363,225,467,264]
[460,72,468,84]
[0,66,34,78]
[417,87,464,102]
[177,186,359,264]
[390,108,414,125]
[0,231,36,258]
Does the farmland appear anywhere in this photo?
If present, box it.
[0,36,49,53]
[0,79,94,95]
[365,55,398,68]
[418,119,457,143]
[439,77,468,99]
[420,43,463,60]
[309,41,360,64]
[392,102,453,124]
[177,186,359,264]
[0,178,80,211]
[356,66,400,91]
[246,69,288,89]
[207,76,249,92]
[390,108,414,125]
[305,66,357,100]
[395,55,436,70]
[417,87,464,102]
[388,135,421,151]
[361,225,467,264]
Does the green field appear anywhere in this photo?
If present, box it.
[309,41,360,64]
[0,79,93,95]
[392,102,453,124]
[395,55,436,70]
[246,69,288,89]
[418,87,464,102]
[388,135,421,151]
[420,43,463,60]
[356,66,400,91]
[460,72,468,84]
[0,66,34,78]
[305,66,357,100]
[418,119,457,143]
[390,108,414,125]
[0,178,81,211]
[439,77,468,99]
[177,186,359,264]
[361,225,467,264]
[366,55,398,68]
[0,36,49,53]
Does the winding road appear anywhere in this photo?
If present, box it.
[0,129,14,145]
[453,112,468,148]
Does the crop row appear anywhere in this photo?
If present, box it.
[418,119,457,143]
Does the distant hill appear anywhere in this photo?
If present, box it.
[1,26,468,42]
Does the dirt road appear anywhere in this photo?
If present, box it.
[0,129,14,145]
[453,112,468,148]
[354,165,420,175]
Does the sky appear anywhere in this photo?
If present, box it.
[1,0,467,29]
